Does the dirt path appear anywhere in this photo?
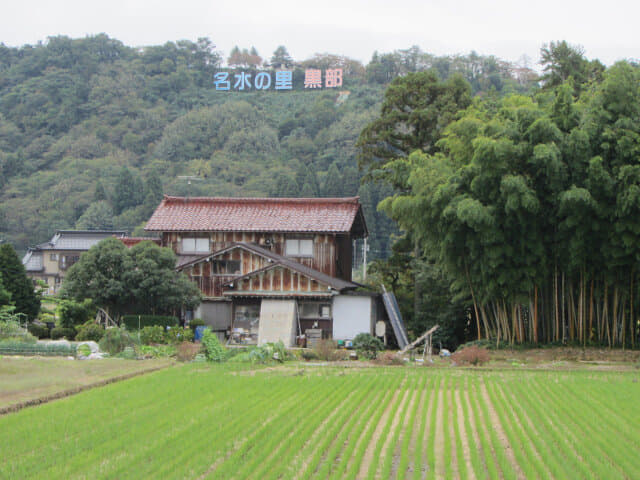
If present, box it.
[433,382,446,478]
[356,377,407,479]
[479,380,526,480]
[390,385,419,478]
[493,383,551,478]
[420,378,437,479]
[447,382,459,479]
[342,384,394,477]
[463,380,488,479]
[455,388,476,480]
[406,380,428,478]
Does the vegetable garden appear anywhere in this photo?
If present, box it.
[1,365,638,479]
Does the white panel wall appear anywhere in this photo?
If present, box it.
[258,300,297,347]
[332,295,372,340]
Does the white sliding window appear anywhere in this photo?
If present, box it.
[285,238,313,257]
[182,237,209,253]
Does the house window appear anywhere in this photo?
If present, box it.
[182,238,209,253]
[212,260,241,275]
[50,254,58,261]
[299,302,331,319]
[285,238,313,257]
[60,255,80,270]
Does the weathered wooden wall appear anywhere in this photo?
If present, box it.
[227,265,332,297]
[184,249,269,297]
[163,231,349,280]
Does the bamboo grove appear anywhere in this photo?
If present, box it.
[380,61,640,347]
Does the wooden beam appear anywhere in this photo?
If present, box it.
[399,325,439,354]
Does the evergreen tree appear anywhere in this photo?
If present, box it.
[270,46,294,69]
[300,183,315,197]
[342,166,360,196]
[272,173,299,197]
[143,169,164,216]
[144,170,163,206]
[323,163,344,197]
[112,167,140,215]
[0,244,40,319]
[304,170,320,196]
[76,201,114,230]
[93,180,107,202]
[0,273,11,309]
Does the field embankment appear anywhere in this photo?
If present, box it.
[0,357,172,412]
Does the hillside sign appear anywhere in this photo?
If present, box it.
[214,68,343,91]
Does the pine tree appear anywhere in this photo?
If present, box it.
[112,167,139,215]
[300,183,315,197]
[0,273,11,308]
[0,244,40,319]
[143,170,164,215]
[93,180,107,202]
[323,162,344,197]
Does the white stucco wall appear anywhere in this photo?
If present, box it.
[332,295,372,340]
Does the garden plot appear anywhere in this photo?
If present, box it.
[1,364,638,479]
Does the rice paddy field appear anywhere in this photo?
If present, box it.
[1,363,639,479]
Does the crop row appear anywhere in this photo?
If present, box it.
[1,365,638,479]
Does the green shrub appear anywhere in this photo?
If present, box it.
[0,340,76,356]
[99,326,136,355]
[229,342,291,364]
[139,325,165,345]
[119,346,137,359]
[51,327,77,340]
[188,318,205,330]
[165,326,194,344]
[0,319,36,343]
[202,329,227,362]
[75,322,105,342]
[139,345,177,358]
[121,315,178,330]
[27,322,50,339]
[353,333,384,360]
[57,299,94,328]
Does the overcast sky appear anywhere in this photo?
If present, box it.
[3,0,638,67]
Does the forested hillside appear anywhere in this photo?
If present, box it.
[0,34,538,257]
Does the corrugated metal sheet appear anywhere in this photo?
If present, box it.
[382,288,409,349]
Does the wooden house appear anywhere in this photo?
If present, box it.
[145,195,388,346]
[22,230,127,294]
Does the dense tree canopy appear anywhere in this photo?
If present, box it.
[61,238,201,317]
[0,244,40,319]
[379,59,640,348]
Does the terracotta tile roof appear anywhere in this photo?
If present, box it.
[145,196,367,235]
[119,237,160,248]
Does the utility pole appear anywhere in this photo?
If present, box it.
[362,237,368,281]
[177,176,203,198]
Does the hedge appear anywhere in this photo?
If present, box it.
[0,341,77,356]
[121,315,178,330]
